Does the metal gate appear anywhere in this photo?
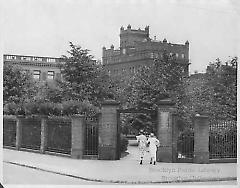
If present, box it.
[175,117,194,163]
[84,114,99,158]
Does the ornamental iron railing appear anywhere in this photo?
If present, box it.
[209,120,237,159]
[46,117,72,154]
[3,116,17,147]
[21,117,41,150]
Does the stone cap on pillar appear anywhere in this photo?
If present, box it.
[39,115,48,119]
[19,114,41,119]
[16,115,25,119]
[70,114,85,119]
[101,99,120,106]
[195,114,209,119]
[157,98,175,106]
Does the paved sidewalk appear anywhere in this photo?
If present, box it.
[3,148,237,184]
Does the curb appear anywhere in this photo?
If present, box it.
[4,161,237,184]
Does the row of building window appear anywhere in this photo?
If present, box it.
[5,55,17,60]
[21,56,31,61]
[109,65,146,76]
[105,52,185,64]
[33,70,55,80]
[150,52,184,59]
[46,58,56,62]
[109,63,187,76]
[5,55,57,63]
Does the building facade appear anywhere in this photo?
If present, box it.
[3,54,63,83]
[102,25,190,77]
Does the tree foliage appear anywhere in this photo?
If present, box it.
[185,57,237,121]
[117,52,187,132]
[3,64,37,105]
[206,57,237,120]
[125,53,186,109]
[59,42,114,106]
[3,43,104,117]
[3,42,236,125]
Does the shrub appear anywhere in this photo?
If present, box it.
[3,102,19,115]
[4,99,100,117]
[38,102,62,116]
[4,102,25,115]
[24,101,40,115]
[61,100,100,117]
[120,135,129,153]
[61,100,84,115]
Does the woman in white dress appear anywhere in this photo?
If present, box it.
[147,133,160,165]
[136,130,147,165]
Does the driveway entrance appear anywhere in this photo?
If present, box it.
[116,108,157,160]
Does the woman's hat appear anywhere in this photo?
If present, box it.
[150,133,154,137]
[140,129,144,133]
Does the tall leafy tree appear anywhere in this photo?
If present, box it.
[119,52,188,132]
[125,52,186,109]
[3,64,36,105]
[184,57,237,121]
[206,57,237,120]
[59,42,114,106]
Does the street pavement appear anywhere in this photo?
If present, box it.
[3,162,237,185]
[3,162,104,185]
[2,145,238,185]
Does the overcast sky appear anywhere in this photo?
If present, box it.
[2,0,240,73]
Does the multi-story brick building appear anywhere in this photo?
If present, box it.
[3,54,98,84]
[3,54,63,82]
[102,25,190,77]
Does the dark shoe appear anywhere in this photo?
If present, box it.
[140,160,143,165]
[153,161,156,165]
[150,161,152,164]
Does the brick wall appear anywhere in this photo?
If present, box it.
[103,26,189,77]
[98,101,119,160]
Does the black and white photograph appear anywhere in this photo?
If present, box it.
[1,0,239,187]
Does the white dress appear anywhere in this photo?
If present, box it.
[147,137,160,161]
[136,134,147,158]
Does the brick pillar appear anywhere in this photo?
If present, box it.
[156,98,176,162]
[16,116,24,150]
[193,115,210,164]
[40,115,48,153]
[71,115,85,159]
[98,100,120,160]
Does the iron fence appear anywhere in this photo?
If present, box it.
[209,120,237,159]
[3,116,17,147]
[177,127,194,159]
[21,117,41,150]
[84,116,99,156]
[46,117,72,154]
